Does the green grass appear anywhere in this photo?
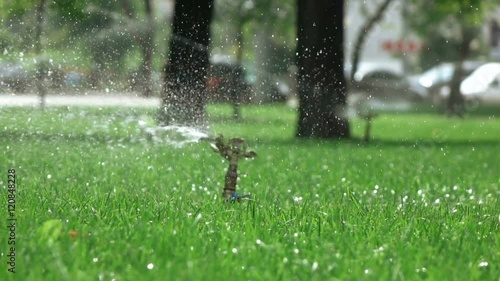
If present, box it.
[0,104,499,281]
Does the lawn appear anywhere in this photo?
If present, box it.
[0,104,499,281]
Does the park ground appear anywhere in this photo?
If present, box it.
[0,102,499,281]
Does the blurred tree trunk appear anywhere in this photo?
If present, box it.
[351,0,394,83]
[140,0,154,97]
[35,0,47,108]
[447,26,475,117]
[158,0,214,126]
[232,13,245,120]
[296,0,350,138]
[119,0,154,97]
[252,25,273,104]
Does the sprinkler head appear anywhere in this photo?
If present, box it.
[229,192,252,202]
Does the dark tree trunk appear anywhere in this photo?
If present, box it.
[447,63,466,117]
[35,0,47,108]
[296,0,350,138]
[447,26,474,117]
[351,0,394,82]
[158,0,214,126]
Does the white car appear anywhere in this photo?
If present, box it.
[460,63,500,105]
[407,61,485,103]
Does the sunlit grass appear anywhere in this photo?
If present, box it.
[0,104,499,281]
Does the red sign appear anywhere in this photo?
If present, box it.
[382,40,423,53]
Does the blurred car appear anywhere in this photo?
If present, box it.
[407,60,485,104]
[0,61,31,92]
[207,61,251,103]
[349,63,422,102]
[207,55,290,104]
[459,62,500,105]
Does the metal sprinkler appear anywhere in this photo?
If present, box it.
[203,135,256,201]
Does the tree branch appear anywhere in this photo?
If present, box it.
[350,0,394,83]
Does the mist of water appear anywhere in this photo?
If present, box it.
[138,116,210,147]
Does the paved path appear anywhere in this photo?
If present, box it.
[0,93,160,107]
[0,92,296,108]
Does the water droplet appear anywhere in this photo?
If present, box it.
[194,213,202,223]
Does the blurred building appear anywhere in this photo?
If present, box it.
[344,0,421,76]
[345,0,500,74]
[155,0,174,20]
